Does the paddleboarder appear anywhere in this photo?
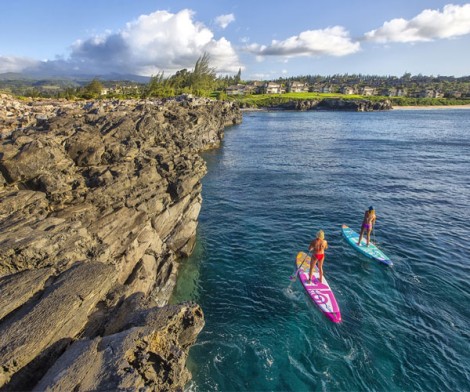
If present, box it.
[357,206,376,247]
[308,230,328,284]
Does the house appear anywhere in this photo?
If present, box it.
[340,86,356,95]
[360,86,376,96]
[416,89,444,98]
[395,88,407,97]
[286,81,309,93]
[243,83,259,95]
[445,91,463,98]
[261,82,282,94]
[321,85,332,94]
[242,81,265,94]
[226,84,247,96]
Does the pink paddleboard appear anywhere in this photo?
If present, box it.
[296,251,341,323]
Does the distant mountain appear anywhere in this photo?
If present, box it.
[0,72,36,81]
[0,71,150,84]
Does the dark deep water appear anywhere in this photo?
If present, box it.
[171,109,470,391]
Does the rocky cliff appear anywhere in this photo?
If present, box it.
[248,97,392,111]
[0,94,241,391]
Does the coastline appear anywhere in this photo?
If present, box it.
[392,104,470,110]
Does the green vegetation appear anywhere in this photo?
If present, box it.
[1,57,469,107]
[81,79,105,99]
[229,93,360,108]
[226,92,470,108]
[274,73,470,98]
[143,53,239,98]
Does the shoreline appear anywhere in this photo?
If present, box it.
[241,104,470,112]
[392,104,470,110]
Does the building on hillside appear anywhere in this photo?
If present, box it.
[339,86,356,95]
[359,86,376,96]
[395,88,407,97]
[321,85,332,94]
[415,89,444,98]
[260,82,282,94]
[243,84,257,95]
[309,84,322,93]
[445,91,463,98]
[226,84,247,96]
[286,81,309,93]
[381,87,407,97]
[244,82,263,94]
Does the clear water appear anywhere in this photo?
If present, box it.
[171,110,470,391]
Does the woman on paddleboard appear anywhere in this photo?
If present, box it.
[357,206,376,247]
[308,230,328,284]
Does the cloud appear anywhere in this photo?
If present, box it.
[365,3,470,43]
[68,9,243,75]
[1,9,242,77]
[215,13,235,29]
[244,26,360,58]
[0,56,40,73]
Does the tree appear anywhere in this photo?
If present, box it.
[82,78,104,99]
[190,52,216,96]
[234,68,241,84]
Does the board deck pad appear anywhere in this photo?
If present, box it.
[296,252,341,323]
[341,224,393,266]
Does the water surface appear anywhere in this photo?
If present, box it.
[171,109,470,391]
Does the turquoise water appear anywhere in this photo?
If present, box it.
[171,110,470,391]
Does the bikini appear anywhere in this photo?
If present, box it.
[314,253,325,261]
[362,211,374,230]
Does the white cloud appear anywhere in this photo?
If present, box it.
[244,26,360,58]
[215,13,235,29]
[365,3,470,43]
[0,8,240,77]
[0,56,40,73]
[68,9,243,75]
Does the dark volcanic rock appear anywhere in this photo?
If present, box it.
[265,97,392,111]
[317,98,392,111]
[0,93,241,391]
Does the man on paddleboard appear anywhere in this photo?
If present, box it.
[357,206,376,247]
[308,230,328,284]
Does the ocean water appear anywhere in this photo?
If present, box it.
[170,109,470,391]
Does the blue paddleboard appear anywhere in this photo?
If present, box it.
[341,224,393,266]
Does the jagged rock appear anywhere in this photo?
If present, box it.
[0,262,117,389]
[0,267,54,320]
[32,302,204,392]
[0,94,241,391]
[265,97,392,111]
[317,98,392,111]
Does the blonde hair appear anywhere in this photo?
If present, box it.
[316,230,325,240]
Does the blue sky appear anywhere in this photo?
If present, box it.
[1,0,470,79]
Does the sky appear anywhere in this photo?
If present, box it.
[1,0,470,80]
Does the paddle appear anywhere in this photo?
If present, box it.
[289,252,311,281]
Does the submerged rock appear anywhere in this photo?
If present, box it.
[0,94,241,390]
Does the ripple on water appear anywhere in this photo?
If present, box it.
[172,110,470,391]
